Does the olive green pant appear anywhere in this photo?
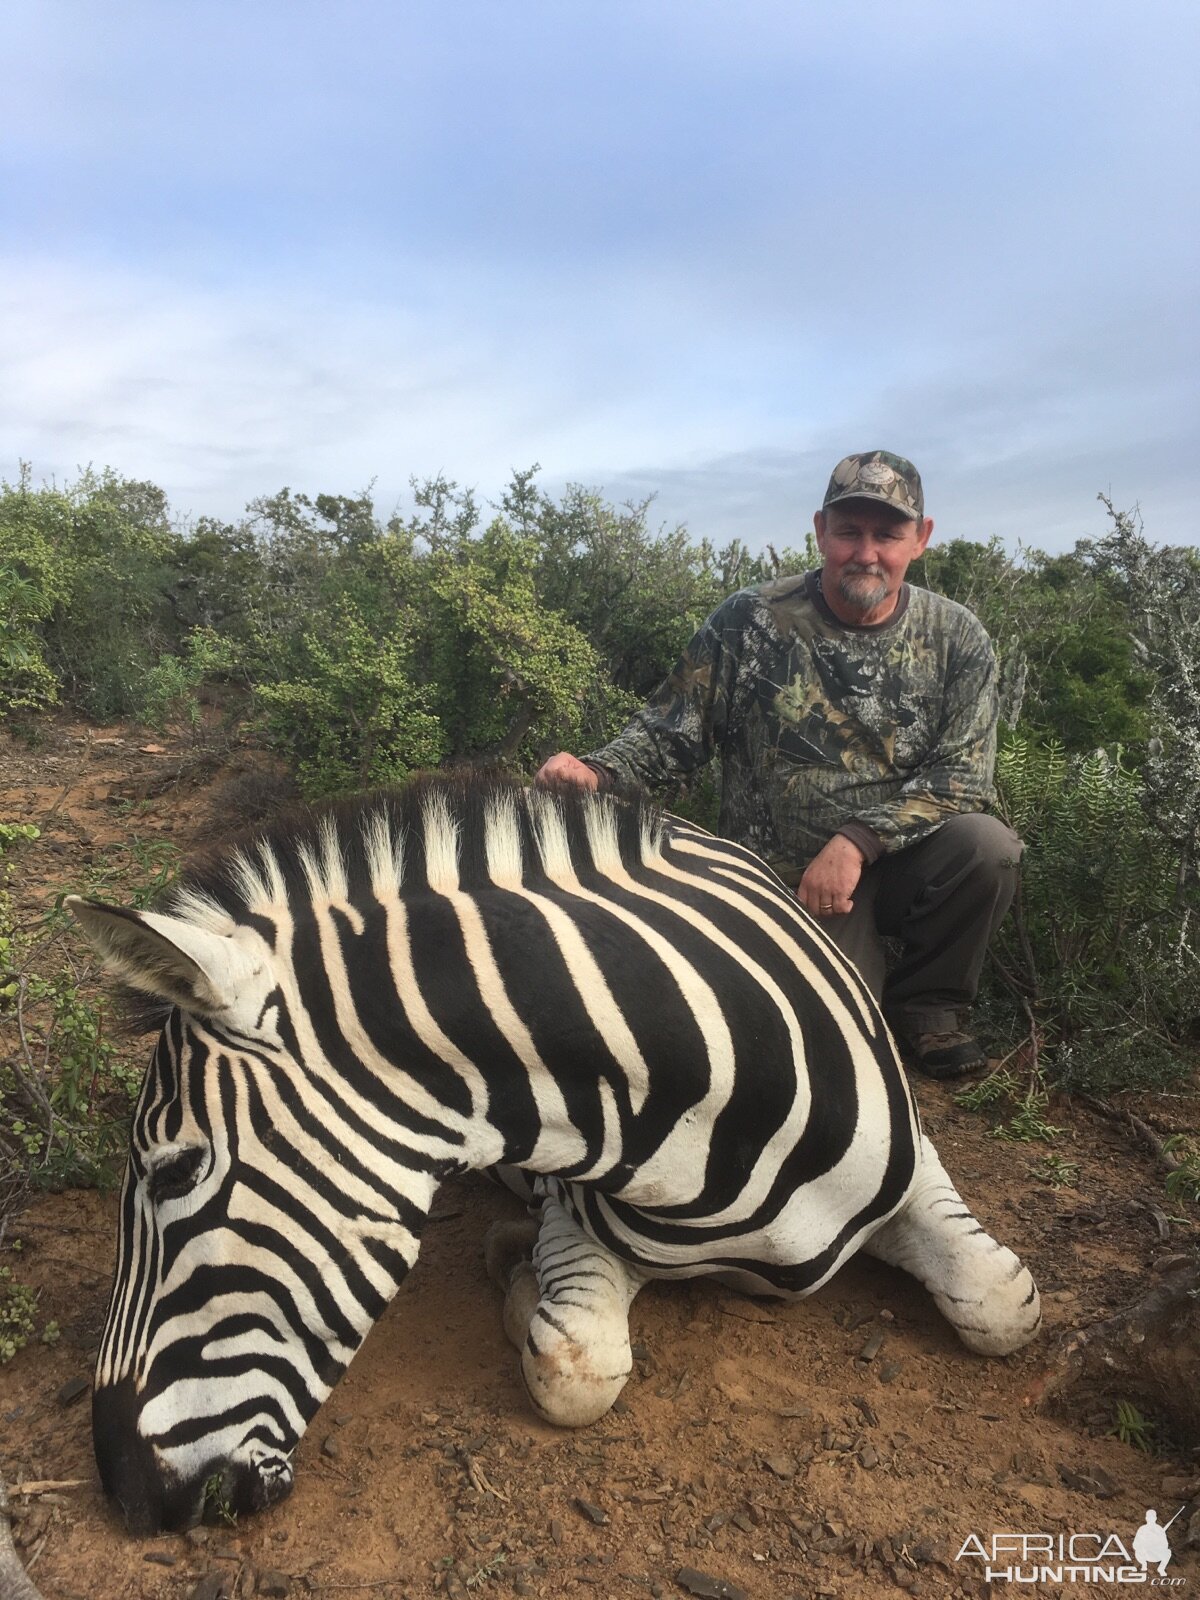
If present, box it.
[823,813,1022,1036]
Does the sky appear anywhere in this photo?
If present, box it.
[3,0,1197,555]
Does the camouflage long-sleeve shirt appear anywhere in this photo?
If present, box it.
[585,571,999,885]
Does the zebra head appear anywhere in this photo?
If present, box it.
[68,872,449,1533]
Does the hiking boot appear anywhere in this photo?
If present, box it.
[891,1024,987,1080]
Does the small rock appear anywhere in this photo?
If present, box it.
[879,1360,903,1384]
[144,1550,177,1567]
[575,1497,609,1526]
[852,1396,879,1426]
[334,1413,354,1427]
[1153,1253,1192,1274]
[257,1572,291,1598]
[550,1518,564,1545]
[676,1567,749,1600]
[189,1576,231,1600]
[892,1563,917,1589]
[186,1527,210,1548]
[420,1411,440,1426]
[321,1434,341,1460]
[56,1375,90,1407]
[858,1331,885,1362]
[858,1444,880,1471]
[1058,1462,1118,1498]
[762,1452,798,1479]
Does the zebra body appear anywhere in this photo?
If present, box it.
[69,775,1040,1533]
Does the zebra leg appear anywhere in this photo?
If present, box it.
[864,1134,1041,1356]
[491,1197,647,1427]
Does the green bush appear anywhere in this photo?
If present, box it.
[0,468,72,716]
[913,537,1155,753]
[988,732,1199,1092]
[3,460,1196,1106]
[1,826,149,1200]
[138,626,241,731]
[258,602,446,797]
[0,467,182,719]
[423,517,601,765]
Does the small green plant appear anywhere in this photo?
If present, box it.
[1162,1136,1200,1205]
[992,1082,1066,1144]
[0,823,40,853]
[0,1264,38,1363]
[137,626,239,730]
[1109,1400,1155,1452]
[466,1554,507,1590]
[954,1069,1019,1112]
[202,1472,238,1527]
[43,838,180,927]
[1031,1154,1080,1189]
[955,1067,1064,1143]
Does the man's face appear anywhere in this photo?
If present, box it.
[813,500,933,621]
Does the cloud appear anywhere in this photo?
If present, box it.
[2,1,1196,552]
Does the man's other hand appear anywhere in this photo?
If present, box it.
[534,753,600,790]
[798,835,865,918]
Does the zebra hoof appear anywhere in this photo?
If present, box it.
[484,1219,540,1294]
[520,1326,631,1428]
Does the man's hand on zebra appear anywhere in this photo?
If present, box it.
[534,752,601,790]
[797,832,864,919]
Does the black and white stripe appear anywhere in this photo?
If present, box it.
[70,773,1039,1533]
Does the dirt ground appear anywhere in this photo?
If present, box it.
[2,718,1199,1600]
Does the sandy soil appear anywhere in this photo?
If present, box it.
[2,718,1199,1600]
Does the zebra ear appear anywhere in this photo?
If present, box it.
[66,897,260,1015]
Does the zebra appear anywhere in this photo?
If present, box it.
[67,773,1040,1534]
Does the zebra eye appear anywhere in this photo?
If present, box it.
[146,1145,206,1205]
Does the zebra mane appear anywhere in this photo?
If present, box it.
[132,765,656,938]
[116,773,664,1033]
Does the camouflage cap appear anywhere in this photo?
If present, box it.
[823,450,924,520]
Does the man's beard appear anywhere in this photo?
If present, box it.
[838,567,890,611]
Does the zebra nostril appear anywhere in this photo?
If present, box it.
[239,1457,295,1514]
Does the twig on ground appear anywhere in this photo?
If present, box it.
[1077,1095,1184,1175]
[9,1482,87,1498]
[303,1579,415,1593]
